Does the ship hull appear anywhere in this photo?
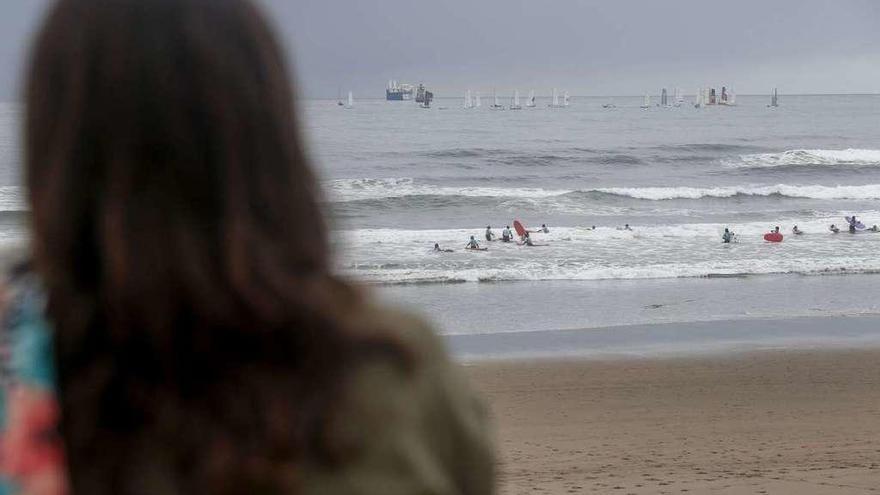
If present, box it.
[386,90,411,101]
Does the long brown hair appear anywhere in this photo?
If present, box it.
[25,0,399,492]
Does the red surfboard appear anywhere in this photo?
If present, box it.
[513,220,527,238]
[763,233,783,242]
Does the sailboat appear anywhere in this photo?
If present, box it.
[510,90,522,110]
[464,90,473,109]
[562,91,570,108]
[526,90,536,108]
[694,88,703,108]
[674,88,684,107]
[475,92,482,108]
[491,89,505,110]
[768,88,779,107]
[345,91,354,109]
[660,88,668,107]
[548,88,560,108]
[640,93,650,109]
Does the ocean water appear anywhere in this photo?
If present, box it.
[300,94,880,338]
[1,96,880,343]
[304,94,880,282]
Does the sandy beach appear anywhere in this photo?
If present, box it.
[466,349,880,494]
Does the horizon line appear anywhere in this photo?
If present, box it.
[303,92,880,100]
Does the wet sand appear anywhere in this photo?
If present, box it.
[466,349,880,494]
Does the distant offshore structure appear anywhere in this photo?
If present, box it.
[386,80,414,101]
[415,84,434,108]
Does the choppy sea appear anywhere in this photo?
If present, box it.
[302,94,880,339]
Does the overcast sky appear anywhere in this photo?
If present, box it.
[1,1,878,100]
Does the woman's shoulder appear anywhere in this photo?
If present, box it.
[307,300,495,494]
[353,301,450,364]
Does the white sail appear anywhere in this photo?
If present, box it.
[562,91,570,107]
[551,88,559,107]
[494,91,500,107]
[510,89,521,109]
[464,90,472,108]
[641,93,650,108]
[347,91,354,108]
[770,88,778,107]
[694,88,702,107]
[527,90,536,107]
[475,92,482,107]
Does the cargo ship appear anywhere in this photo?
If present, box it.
[386,80,414,101]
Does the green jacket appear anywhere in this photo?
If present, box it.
[302,307,495,495]
[0,277,495,495]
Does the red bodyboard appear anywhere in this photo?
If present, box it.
[763,233,783,242]
[513,220,527,237]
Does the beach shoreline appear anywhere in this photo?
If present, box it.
[380,274,880,342]
[444,313,880,362]
[465,348,880,494]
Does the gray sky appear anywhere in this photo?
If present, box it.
[2,1,878,100]
[268,0,880,98]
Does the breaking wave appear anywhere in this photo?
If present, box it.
[593,184,880,201]
[327,178,880,203]
[727,149,880,169]
[0,186,25,212]
[325,178,569,202]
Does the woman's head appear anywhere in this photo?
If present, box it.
[28,0,330,333]
[25,0,384,492]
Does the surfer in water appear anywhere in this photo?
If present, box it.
[501,226,513,242]
[485,226,496,242]
[466,236,482,250]
[848,215,859,234]
[722,228,734,243]
[617,224,633,231]
[523,233,535,246]
[829,224,840,234]
[792,225,803,235]
[433,243,453,253]
[539,224,550,233]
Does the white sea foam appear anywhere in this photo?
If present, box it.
[595,184,880,201]
[0,186,25,212]
[326,178,570,202]
[327,178,880,203]
[336,217,880,285]
[728,149,880,169]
